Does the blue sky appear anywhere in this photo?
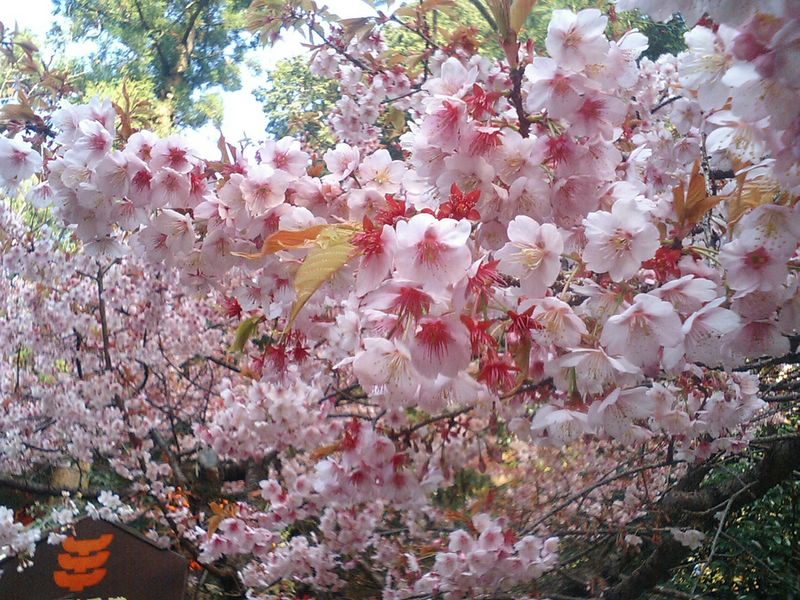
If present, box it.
[0,0,376,156]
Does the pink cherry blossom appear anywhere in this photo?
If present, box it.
[151,167,191,208]
[150,134,197,173]
[71,119,114,162]
[138,209,195,265]
[409,315,471,378]
[352,337,421,405]
[2,3,798,596]
[494,129,546,185]
[0,137,42,189]
[323,143,360,180]
[419,97,467,152]
[557,348,641,397]
[530,404,589,446]
[583,196,660,282]
[569,92,628,140]
[546,9,609,72]
[681,298,741,366]
[259,137,309,177]
[394,213,472,292]
[724,318,790,362]
[523,57,586,118]
[422,57,477,97]
[533,297,589,348]
[719,230,789,296]
[736,203,800,259]
[354,222,397,296]
[601,293,683,370]
[679,25,737,111]
[587,387,653,443]
[240,165,292,215]
[650,274,719,315]
[356,149,406,193]
[495,216,563,298]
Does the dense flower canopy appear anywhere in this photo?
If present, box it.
[1,1,799,598]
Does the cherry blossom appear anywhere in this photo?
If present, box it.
[0,137,42,190]
[258,136,309,176]
[352,337,421,405]
[356,149,406,193]
[495,216,563,298]
[718,230,789,296]
[523,57,586,118]
[0,507,40,559]
[408,315,471,378]
[1,2,798,597]
[601,293,683,371]
[682,298,741,366]
[546,9,609,72]
[323,143,360,180]
[394,213,472,292]
[557,348,640,397]
[240,165,292,215]
[583,196,660,281]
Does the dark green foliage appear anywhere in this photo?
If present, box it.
[667,479,800,599]
[51,0,254,128]
[667,412,800,599]
[253,56,339,147]
[620,11,687,60]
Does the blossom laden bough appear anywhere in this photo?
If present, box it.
[1,1,799,598]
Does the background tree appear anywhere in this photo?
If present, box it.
[663,410,800,599]
[51,0,254,129]
[253,56,339,148]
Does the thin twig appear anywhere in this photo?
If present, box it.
[651,95,682,114]
[527,461,674,533]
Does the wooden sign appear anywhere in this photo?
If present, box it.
[0,518,188,600]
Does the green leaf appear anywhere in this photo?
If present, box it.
[287,225,358,329]
[384,106,407,137]
[229,316,262,353]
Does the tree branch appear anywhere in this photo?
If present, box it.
[0,475,102,498]
[599,437,800,600]
[650,95,681,114]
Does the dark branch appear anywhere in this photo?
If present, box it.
[600,437,800,600]
[651,95,682,114]
[0,475,102,498]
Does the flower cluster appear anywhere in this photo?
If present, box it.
[420,516,559,598]
[0,1,798,597]
[0,507,40,560]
